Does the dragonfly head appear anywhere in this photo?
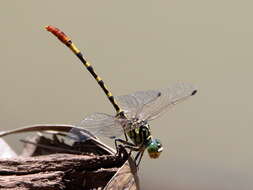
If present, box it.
[147,138,163,159]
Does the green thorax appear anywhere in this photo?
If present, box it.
[127,121,152,147]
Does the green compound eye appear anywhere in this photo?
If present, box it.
[147,139,163,159]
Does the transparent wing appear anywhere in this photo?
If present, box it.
[70,83,197,141]
[137,83,197,121]
[115,90,160,119]
[69,113,124,141]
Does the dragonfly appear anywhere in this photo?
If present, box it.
[46,26,197,166]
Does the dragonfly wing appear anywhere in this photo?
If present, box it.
[70,113,124,141]
[138,83,197,121]
[115,90,160,118]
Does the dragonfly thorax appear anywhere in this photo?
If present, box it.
[126,120,163,159]
[126,120,152,146]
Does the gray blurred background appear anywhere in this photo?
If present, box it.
[0,1,252,189]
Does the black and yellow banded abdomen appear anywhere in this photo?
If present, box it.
[45,25,121,114]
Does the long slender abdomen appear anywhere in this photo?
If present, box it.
[45,25,122,114]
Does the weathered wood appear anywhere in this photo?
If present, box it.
[0,153,126,175]
[0,171,65,190]
[104,158,140,190]
[0,153,125,190]
[0,125,139,190]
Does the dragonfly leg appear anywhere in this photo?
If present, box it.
[115,138,137,149]
[115,138,140,156]
[115,144,130,162]
[114,138,145,168]
[135,150,144,167]
[114,139,132,160]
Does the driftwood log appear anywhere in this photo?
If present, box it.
[0,125,140,190]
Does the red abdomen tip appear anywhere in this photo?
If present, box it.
[45,25,70,44]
